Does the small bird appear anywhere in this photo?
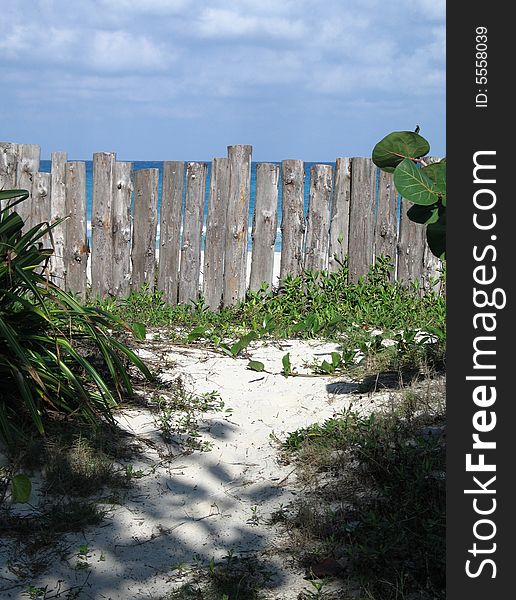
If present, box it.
[415,124,420,133]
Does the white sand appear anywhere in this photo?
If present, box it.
[0,339,386,599]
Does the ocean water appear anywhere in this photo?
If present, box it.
[40,160,334,251]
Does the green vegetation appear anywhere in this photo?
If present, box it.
[373,129,446,259]
[98,256,445,374]
[276,380,446,600]
[0,189,152,446]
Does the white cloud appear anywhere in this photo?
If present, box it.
[196,8,306,40]
[90,30,171,71]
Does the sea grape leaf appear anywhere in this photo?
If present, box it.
[394,159,440,206]
[372,131,430,173]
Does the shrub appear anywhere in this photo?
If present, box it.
[0,189,152,445]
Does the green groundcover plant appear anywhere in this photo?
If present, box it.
[0,189,152,446]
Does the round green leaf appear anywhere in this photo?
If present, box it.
[372,131,430,173]
[394,159,439,206]
[247,360,265,372]
[11,474,32,503]
[426,216,446,260]
[407,203,440,225]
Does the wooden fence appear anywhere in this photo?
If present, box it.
[0,142,443,308]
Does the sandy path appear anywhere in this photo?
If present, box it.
[1,340,370,600]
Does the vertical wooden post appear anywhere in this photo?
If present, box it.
[304,164,333,272]
[178,162,207,304]
[328,157,351,272]
[223,144,252,306]
[397,198,426,285]
[131,168,159,291]
[347,158,377,282]
[158,161,185,304]
[30,172,51,235]
[0,142,17,208]
[279,160,305,280]
[65,162,88,299]
[203,157,229,308]
[15,144,40,230]
[50,151,67,286]
[249,163,279,291]
[112,162,133,298]
[91,152,115,297]
[375,169,398,280]
[422,244,443,294]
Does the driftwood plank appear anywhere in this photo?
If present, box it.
[203,157,229,308]
[223,144,252,306]
[422,244,443,294]
[64,162,88,299]
[31,172,51,237]
[91,152,115,297]
[132,168,159,291]
[50,151,67,286]
[112,162,133,297]
[178,162,207,304]
[375,169,398,279]
[347,158,377,282]
[397,198,426,285]
[304,164,333,272]
[279,160,305,280]
[249,163,279,291]
[15,144,40,230]
[0,142,17,208]
[328,157,351,272]
[158,161,184,303]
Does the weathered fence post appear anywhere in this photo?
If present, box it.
[158,161,184,303]
[249,163,279,292]
[15,144,40,229]
[112,162,133,297]
[397,198,426,285]
[375,169,398,279]
[328,157,351,272]
[304,164,333,272]
[64,162,88,299]
[91,152,115,297]
[0,143,17,207]
[422,245,443,294]
[50,151,67,286]
[203,157,229,308]
[178,162,207,304]
[132,168,159,291]
[31,172,51,241]
[279,160,305,281]
[347,158,377,282]
[223,144,252,306]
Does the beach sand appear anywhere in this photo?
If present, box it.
[0,338,388,599]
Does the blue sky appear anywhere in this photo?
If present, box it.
[1,0,445,161]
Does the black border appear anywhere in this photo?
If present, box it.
[447,4,514,597]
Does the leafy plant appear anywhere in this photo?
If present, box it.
[0,189,153,445]
[373,129,446,259]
